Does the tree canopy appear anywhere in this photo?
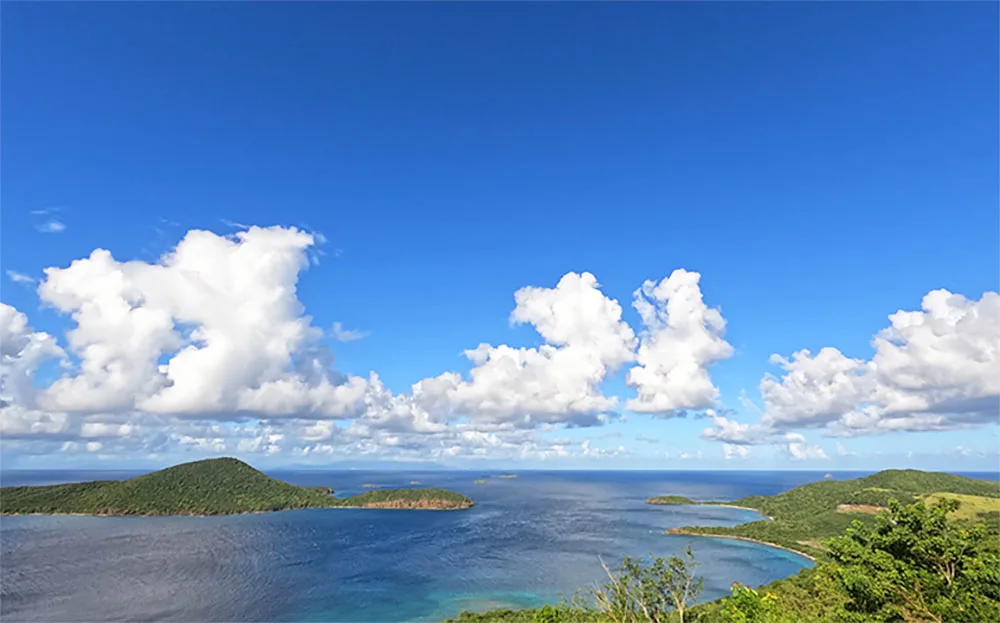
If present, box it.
[825,498,1000,622]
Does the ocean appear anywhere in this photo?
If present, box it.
[2,469,992,622]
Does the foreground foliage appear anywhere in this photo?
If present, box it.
[592,548,702,623]
[826,498,1000,622]
[446,550,703,623]
[690,565,847,623]
[0,457,472,515]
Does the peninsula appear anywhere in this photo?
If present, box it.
[650,469,1000,558]
[0,457,474,516]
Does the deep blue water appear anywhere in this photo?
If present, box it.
[2,469,994,622]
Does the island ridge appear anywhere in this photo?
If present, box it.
[0,457,474,516]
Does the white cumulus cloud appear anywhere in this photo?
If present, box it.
[702,288,999,445]
[1,303,66,406]
[865,290,1000,431]
[408,272,637,427]
[626,269,733,415]
[760,347,873,428]
[32,226,370,419]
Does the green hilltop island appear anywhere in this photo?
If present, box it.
[0,457,473,516]
[447,469,1000,623]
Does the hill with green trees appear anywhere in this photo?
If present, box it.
[657,469,999,558]
[0,457,473,515]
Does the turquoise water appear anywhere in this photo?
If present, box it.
[1,470,834,622]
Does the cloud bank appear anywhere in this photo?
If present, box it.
[2,224,997,465]
[702,289,999,449]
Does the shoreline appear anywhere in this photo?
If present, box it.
[665,528,817,562]
[333,503,473,511]
[702,503,773,520]
[1,504,472,517]
[647,499,774,521]
[0,508,314,517]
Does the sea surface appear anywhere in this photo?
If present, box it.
[2,469,994,622]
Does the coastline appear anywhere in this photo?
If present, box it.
[0,509,309,517]
[702,503,773,520]
[1,504,472,517]
[333,502,473,511]
[665,528,817,562]
[647,499,774,521]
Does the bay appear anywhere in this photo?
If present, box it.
[2,469,988,622]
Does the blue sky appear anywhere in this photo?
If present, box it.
[1,2,997,471]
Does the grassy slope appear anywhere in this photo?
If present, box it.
[922,492,1000,521]
[0,458,472,515]
[665,470,1000,558]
